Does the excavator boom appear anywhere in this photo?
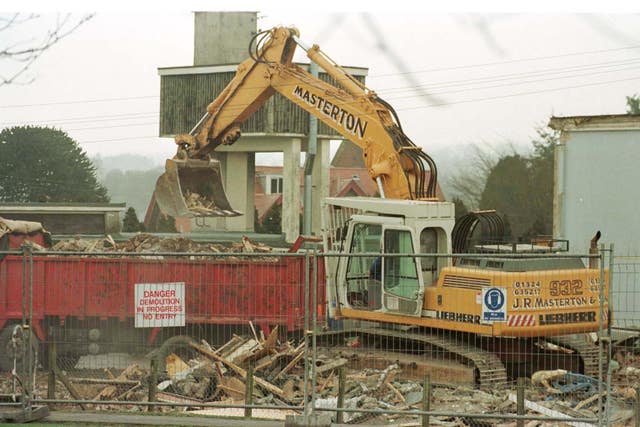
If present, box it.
[155,26,438,218]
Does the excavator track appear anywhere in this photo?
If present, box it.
[317,327,508,387]
[546,334,602,379]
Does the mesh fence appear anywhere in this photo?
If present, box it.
[1,246,639,425]
[311,251,617,426]
[1,248,319,419]
[608,251,640,424]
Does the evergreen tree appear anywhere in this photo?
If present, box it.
[626,94,640,114]
[0,126,109,203]
[122,207,144,232]
[259,203,282,234]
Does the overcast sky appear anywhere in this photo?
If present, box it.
[2,1,640,167]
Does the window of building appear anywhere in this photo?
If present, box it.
[268,176,283,194]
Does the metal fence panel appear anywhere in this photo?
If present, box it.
[1,249,320,421]
[2,247,639,425]
[609,250,640,426]
[311,252,618,426]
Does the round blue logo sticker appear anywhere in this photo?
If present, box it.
[484,288,505,311]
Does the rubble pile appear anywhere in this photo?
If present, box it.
[3,330,640,424]
[154,327,306,407]
[48,234,274,255]
[613,348,640,383]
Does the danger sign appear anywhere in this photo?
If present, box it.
[135,282,185,328]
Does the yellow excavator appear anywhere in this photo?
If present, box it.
[155,26,609,385]
[155,26,438,218]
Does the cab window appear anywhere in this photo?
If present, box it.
[420,228,439,285]
[345,223,382,307]
[383,229,419,299]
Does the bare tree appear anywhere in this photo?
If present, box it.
[446,142,517,210]
[0,13,94,86]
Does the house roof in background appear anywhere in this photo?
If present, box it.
[255,193,282,222]
[331,141,366,168]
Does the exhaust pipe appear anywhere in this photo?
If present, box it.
[589,230,601,269]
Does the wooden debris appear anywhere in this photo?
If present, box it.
[184,190,217,215]
[48,234,275,257]
[282,378,296,401]
[318,370,335,393]
[375,363,400,391]
[274,350,305,380]
[614,386,637,400]
[165,353,190,379]
[226,339,260,365]
[115,382,141,401]
[93,363,146,401]
[213,335,244,356]
[51,363,87,410]
[315,358,348,375]
[157,391,204,406]
[386,381,406,403]
[241,326,279,365]
[68,378,139,386]
[530,369,567,394]
[255,349,290,372]
[188,340,291,402]
[507,393,595,427]
[217,376,246,400]
[241,236,272,253]
[573,391,606,410]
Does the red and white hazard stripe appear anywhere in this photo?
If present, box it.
[507,314,535,327]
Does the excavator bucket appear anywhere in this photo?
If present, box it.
[155,158,242,218]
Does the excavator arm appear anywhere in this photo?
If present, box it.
[155,26,437,218]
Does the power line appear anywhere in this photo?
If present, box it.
[78,136,162,144]
[3,60,635,135]
[2,44,640,110]
[404,75,640,109]
[368,44,640,78]
[384,64,640,101]
[1,119,159,133]
[0,95,158,109]
[66,59,640,121]
[3,55,634,121]
[1,49,638,135]
[64,122,157,132]
[67,75,640,145]
[0,112,159,126]
[379,57,640,95]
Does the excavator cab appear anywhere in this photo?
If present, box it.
[155,158,242,218]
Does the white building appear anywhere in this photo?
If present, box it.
[550,114,640,327]
[550,114,640,256]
